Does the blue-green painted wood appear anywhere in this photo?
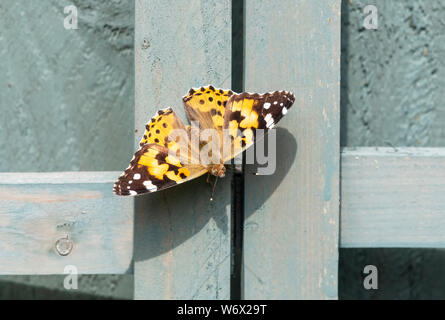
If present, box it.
[341,147,445,248]
[0,0,134,172]
[134,0,231,299]
[0,0,135,298]
[0,172,133,275]
[341,0,445,148]
[243,0,341,299]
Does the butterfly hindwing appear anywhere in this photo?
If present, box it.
[114,143,207,196]
[139,107,184,146]
[182,85,235,130]
[223,90,295,161]
[139,107,203,163]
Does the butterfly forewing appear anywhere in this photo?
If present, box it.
[114,107,207,196]
[113,143,207,196]
[222,90,295,162]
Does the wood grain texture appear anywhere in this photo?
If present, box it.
[242,0,341,299]
[0,172,133,275]
[341,147,445,248]
[134,0,231,299]
[0,172,119,184]
[0,0,134,297]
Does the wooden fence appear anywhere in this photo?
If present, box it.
[1,0,443,299]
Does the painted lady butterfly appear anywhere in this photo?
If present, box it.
[114,86,295,196]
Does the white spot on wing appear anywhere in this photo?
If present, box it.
[282,107,288,115]
[264,102,271,109]
[134,173,141,180]
[143,180,158,192]
[264,113,274,129]
[129,190,137,196]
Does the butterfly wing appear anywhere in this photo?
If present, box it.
[114,107,207,196]
[182,85,235,130]
[222,90,295,162]
[114,144,207,196]
[182,86,237,163]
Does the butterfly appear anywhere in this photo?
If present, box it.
[114,86,295,196]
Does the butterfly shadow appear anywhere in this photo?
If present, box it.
[244,127,297,218]
[133,166,231,264]
[133,127,297,267]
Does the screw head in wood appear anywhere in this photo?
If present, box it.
[55,235,73,256]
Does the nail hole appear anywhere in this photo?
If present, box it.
[142,38,150,49]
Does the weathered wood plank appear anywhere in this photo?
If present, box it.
[134,0,231,299]
[243,0,341,299]
[0,172,119,184]
[0,172,133,275]
[341,147,445,248]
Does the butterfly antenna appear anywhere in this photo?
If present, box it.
[210,176,218,202]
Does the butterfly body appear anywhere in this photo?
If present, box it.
[208,163,226,178]
[114,86,294,196]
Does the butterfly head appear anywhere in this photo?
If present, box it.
[209,163,226,178]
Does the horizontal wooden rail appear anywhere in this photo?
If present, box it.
[0,171,133,275]
[0,171,119,184]
[341,147,445,248]
[1,147,444,275]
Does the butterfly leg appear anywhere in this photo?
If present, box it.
[205,173,218,201]
[209,176,219,202]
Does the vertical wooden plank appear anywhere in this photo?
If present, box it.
[243,0,341,299]
[134,0,231,299]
